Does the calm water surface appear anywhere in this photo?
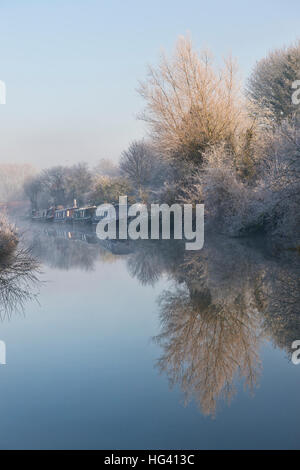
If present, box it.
[0,222,299,449]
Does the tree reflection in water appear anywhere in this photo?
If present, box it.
[24,224,300,417]
[125,237,299,416]
[156,286,262,417]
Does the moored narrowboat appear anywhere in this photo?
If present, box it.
[54,206,77,223]
[92,204,110,225]
[32,209,48,221]
[73,206,96,224]
[46,207,55,222]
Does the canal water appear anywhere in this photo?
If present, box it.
[0,222,299,449]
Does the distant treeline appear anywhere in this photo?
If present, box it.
[23,146,170,211]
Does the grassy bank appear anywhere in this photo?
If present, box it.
[0,215,18,258]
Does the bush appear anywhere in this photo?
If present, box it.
[0,215,18,257]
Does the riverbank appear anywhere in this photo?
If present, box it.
[0,215,18,258]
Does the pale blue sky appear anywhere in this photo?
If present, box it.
[0,0,299,168]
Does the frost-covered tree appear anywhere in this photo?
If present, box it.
[138,36,257,167]
[94,158,120,178]
[91,175,133,205]
[24,175,43,210]
[257,117,300,243]
[66,163,92,206]
[120,140,167,192]
[40,166,69,207]
[247,41,300,121]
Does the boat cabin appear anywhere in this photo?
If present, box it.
[54,207,76,223]
[73,206,96,223]
[32,209,47,221]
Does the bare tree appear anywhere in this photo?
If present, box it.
[66,162,92,206]
[138,36,256,166]
[120,140,166,194]
[24,175,43,210]
[41,166,69,207]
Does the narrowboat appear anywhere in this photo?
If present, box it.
[73,206,97,224]
[46,207,55,222]
[32,209,47,221]
[54,206,77,223]
[92,204,111,225]
[92,203,131,225]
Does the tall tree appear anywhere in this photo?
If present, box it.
[247,41,300,121]
[120,140,166,192]
[41,166,69,206]
[138,36,254,165]
[66,163,92,206]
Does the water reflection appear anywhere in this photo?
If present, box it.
[154,240,300,416]
[0,243,40,320]
[23,223,300,416]
[26,225,131,270]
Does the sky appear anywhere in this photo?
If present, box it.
[0,0,299,169]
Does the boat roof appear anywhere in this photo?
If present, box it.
[75,205,97,210]
[55,206,79,211]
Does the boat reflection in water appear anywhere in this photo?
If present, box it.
[24,222,300,417]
